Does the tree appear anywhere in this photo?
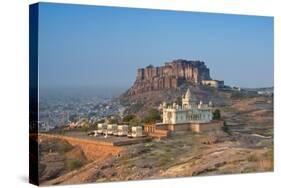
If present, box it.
[123,114,136,123]
[213,109,221,120]
[176,96,182,106]
[97,119,105,123]
[109,118,118,124]
[143,108,161,124]
[129,117,141,127]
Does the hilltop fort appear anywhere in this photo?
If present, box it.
[125,59,223,96]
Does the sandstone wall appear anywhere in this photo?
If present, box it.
[190,120,224,133]
[39,134,123,161]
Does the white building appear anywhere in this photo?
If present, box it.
[162,89,213,124]
[202,79,224,88]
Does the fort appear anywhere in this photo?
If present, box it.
[125,59,223,96]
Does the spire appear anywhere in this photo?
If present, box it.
[182,88,197,108]
[185,88,191,99]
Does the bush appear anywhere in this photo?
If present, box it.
[123,114,136,123]
[81,126,89,132]
[143,108,161,124]
[176,97,182,106]
[231,92,244,99]
[61,142,73,153]
[248,154,259,162]
[222,122,231,135]
[129,117,141,127]
[67,159,82,171]
[213,109,221,120]
[108,118,118,124]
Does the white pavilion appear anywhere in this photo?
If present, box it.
[162,89,213,125]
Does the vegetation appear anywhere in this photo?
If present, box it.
[129,117,142,127]
[231,91,259,100]
[69,114,79,122]
[81,126,89,132]
[144,143,154,148]
[247,154,259,162]
[67,159,82,171]
[123,114,136,123]
[97,119,105,123]
[108,118,118,124]
[221,121,232,135]
[176,97,182,106]
[143,108,161,124]
[130,102,144,113]
[58,129,66,135]
[241,167,256,173]
[213,109,221,120]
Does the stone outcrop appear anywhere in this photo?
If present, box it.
[126,59,211,95]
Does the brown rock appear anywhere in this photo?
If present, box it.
[126,59,211,96]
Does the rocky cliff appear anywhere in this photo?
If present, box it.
[125,59,211,96]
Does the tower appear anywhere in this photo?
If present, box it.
[182,89,197,108]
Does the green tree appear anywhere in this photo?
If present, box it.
[222,121,231,135]
[67,159,82,171]
[213,109,221,120]
[129,117,141,127]
[176,96,182,106]
[143,108,161,124]
[123,114,136,123]
[97,119,105,123]
[109,118,118,124]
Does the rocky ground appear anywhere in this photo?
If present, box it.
[120,85,229,117]
[38,137,89,183]
[39,91,273,185]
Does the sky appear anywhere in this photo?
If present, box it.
[38,2,274,89]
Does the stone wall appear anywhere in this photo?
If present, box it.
[39,134,123,161]
[189,120,224,133]
[151,120,224,133]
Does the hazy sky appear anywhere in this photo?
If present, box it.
[38,3,273,89]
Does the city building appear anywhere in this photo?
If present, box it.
[202,79,224,88]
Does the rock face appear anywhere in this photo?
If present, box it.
[126,59,211,95]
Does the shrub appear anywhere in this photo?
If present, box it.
[123,114,136,123]
[213,109,221,120]
[108,118,118,124]
[222,122,232,135]
[176,97,182,106]
[144,143,153,148]
[143,108,161,124]
[67,159,82,171]
[129,117,141,127]
[248,154,259,162]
